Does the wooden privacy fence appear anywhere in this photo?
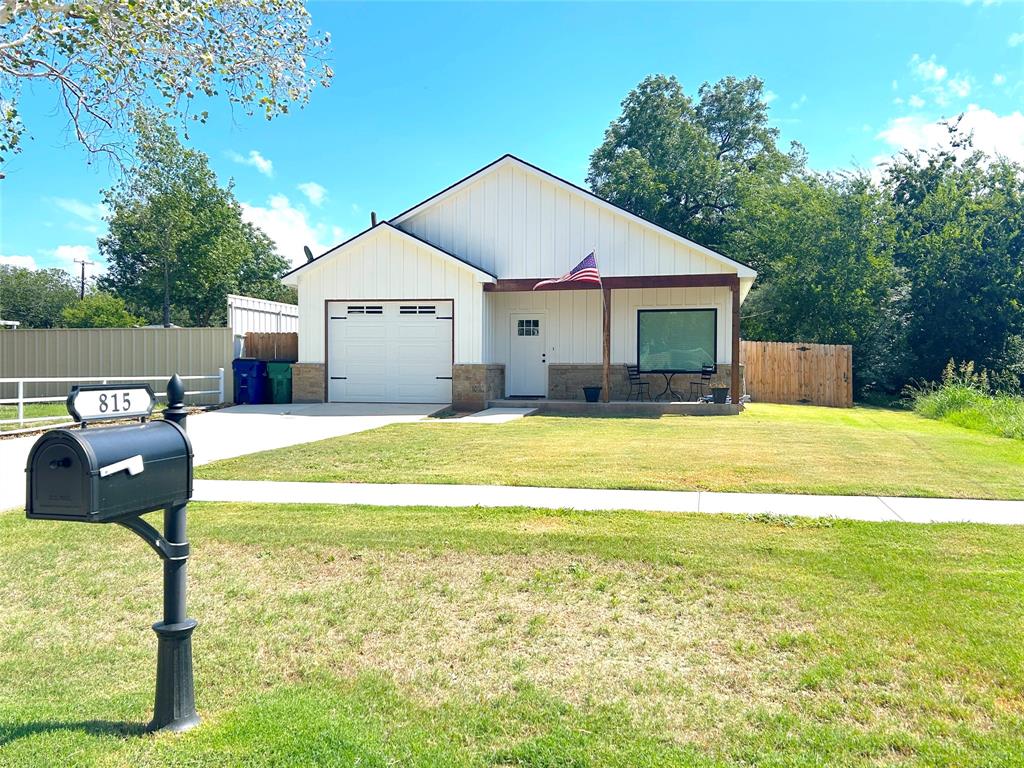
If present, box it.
[740,341,853,408]
[243,332,298,362]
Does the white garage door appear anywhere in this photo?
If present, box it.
[327,300,453,403]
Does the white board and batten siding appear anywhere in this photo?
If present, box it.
[227,294,298,335]
[486,286,734,367]
[295,226,486,364]
[396,159,745,286]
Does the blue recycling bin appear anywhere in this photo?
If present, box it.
[232,358,269,405]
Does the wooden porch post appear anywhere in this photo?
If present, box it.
[602,286,611,403]
[731,279,741,405]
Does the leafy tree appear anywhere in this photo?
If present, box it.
[60,291,142,328]
[728,173,902,392]
[98,113,292,326]
[885,129,1024,386]
[587,74,802,248]
[0,0,332,167]
[0,265,78,327]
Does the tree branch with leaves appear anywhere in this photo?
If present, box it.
[0,0,332,169]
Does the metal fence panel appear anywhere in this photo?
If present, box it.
[0,328,234,405]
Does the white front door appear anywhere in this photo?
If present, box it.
[327,301,452,403]
[508,313,547,396]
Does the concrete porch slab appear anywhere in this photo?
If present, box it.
[485,398,740,416]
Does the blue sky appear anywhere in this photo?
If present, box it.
[2,1,1022,278]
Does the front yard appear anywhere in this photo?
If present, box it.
[197,403,1024,500]
[1,503,1023,766]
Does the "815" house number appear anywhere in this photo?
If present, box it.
[67,384,157,423]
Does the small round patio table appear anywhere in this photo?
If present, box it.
[654,372,683,402]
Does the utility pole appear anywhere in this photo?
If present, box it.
[163,254,171,328]
[161,225,173,328]
[73,258,94,299]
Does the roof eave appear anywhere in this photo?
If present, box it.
[281,222,496,285]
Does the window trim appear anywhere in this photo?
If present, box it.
[636,307,718,374]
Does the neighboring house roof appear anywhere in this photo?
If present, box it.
[389,154,756,280]
[282,221,497,285]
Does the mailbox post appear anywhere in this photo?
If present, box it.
[147,375,199,732]
[25,374,199,733]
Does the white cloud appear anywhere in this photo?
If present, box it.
[52,197,107,234]
[0,254,37,269]
[229,149,274,177]
[891,79,899,91]
[947,76,972,97]
[45,244,104,276]
[240,194,344,267]
[905,55,976,107]
[52,244,94,264]
[911,54,947,82]
[763,89,777,104]
[297,182,327,207]
[791,94,807,110]
[993,73,1007,86]
[876,105,1024,165]
[1008,31,1024,47]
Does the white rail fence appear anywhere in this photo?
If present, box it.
[0,369,225,428]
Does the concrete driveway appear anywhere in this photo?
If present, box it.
[0,403,443,512]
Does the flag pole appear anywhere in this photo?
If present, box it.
[601,269,610,404]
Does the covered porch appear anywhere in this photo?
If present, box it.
[464,273,743,412]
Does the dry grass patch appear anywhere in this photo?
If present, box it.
[1,503,1023,766]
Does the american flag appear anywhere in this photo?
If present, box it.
[533,252,601,290]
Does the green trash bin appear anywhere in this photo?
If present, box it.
[266,361,293,404]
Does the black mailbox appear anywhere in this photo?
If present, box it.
[26,420,192,523]
[24,376,201,734]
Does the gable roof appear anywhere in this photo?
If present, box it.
[390,154,756,279]
[281,221,498,285]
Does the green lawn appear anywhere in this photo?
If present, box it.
[0,403,171,433]
[0,403,70,432]
[2,503,1023,766]
[197,403,1024,500]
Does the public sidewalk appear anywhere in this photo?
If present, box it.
[192,479,1024,526]
[0,403,441,512]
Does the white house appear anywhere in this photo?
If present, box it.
[283,154,756,409]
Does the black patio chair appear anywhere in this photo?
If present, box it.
[625,364,651,401]
[689,364,715,401]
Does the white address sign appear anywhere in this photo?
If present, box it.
[67,384,157,423]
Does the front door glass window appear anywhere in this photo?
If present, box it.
[517,319,540,337]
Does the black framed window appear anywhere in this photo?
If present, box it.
[637,308,717,373]
[516,319,540,337]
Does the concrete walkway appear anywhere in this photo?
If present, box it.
[438,407,537,424]
[192,479,1024,526]
[0,403,442,511]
